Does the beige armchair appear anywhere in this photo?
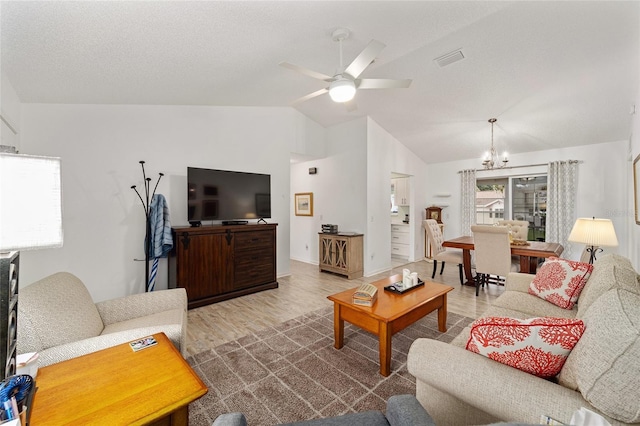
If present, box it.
[471,225,519,296]
[18,272,187,367]
[423,219,464,285]
[497,219,529,241]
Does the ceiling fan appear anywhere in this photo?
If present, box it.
[280,28,412,109]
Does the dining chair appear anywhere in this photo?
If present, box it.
[497,219,529,241]
[471,225,520,296]
[497,219,530,264]
[423,219,464,285]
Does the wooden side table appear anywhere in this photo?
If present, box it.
[30,333,207,425]
[318,232,364,279]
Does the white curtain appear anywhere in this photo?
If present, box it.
[461,169,476,236]
[546,160,578,254]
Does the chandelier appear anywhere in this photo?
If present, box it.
[482,118,509,169]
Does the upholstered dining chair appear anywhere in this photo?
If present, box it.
[471,225,520,296]
[423,219,464,285]
[496,219,529,241]
[497,219,530,264]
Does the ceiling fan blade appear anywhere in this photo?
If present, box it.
[344,40,386,79]
[357,78,412,89]
[291,88,329,105]
[279,62,333,82]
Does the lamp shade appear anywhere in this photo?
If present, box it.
[329,76,356,103]
[567,217,618,247]
[0,153,63,251]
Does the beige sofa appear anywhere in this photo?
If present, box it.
[18,272,187,367]
[407,254,640,425]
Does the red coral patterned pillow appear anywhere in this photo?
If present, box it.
[528,257,593,309]
[466,316,585,378]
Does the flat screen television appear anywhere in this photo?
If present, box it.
[187,167,271,223]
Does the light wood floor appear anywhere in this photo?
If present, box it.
[186,258,505,356]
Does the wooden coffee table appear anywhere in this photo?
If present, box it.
[30,332,207,425]
[327,275,454,376]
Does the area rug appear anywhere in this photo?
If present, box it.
[186,306,473,425]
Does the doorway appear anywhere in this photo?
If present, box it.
[391,172,411,267]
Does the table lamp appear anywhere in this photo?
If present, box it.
[567,217,618,264]
[0,153,63,380]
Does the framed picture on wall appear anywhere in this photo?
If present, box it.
[295,192,313,216]
[634,154,640,225]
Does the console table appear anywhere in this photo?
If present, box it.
[319,232,363,279]
[30,333,207,425]
[169,223,278,308]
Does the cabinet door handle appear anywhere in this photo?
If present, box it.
[225,229,233,245]
[181,232,190,249]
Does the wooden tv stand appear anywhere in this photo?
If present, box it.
[169,223,278,309]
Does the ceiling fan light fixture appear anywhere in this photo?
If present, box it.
[329,76,356,103]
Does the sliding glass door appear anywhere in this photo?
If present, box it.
[511,176,547,241]
[476,174,547,241]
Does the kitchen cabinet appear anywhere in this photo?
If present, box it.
[393,178,410,206]
[391,223,410,259]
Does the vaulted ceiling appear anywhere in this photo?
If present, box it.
[2,1,638,164]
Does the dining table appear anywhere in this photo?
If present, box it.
[442,236,564,286]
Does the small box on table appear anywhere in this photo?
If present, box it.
[321,224,338,234]
[352,283,378,307]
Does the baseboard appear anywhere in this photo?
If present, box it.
[289,256,318,265]
[365,266,392,277]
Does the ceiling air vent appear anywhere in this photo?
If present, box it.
[434,49,465,67]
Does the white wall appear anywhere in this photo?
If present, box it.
[15,99,639,303]
[0,74,20,150]
[366,117,428,275]
[290,113,326,160]
[18,104,306,302]
[290,116,429,276]
[425,140,631,262]
[290,117,368,266]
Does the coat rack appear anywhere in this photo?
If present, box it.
[131,161,164,292]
